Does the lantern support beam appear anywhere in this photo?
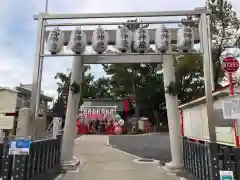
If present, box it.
[40,52,202,58]
[33,8,209,20]
[44,20,199,27]
[41,53,201,64]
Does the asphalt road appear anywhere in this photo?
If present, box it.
[109,133,171,165]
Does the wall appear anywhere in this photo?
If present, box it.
[181,89,238,146]
[0,89,18,137]
[0,89,18,113]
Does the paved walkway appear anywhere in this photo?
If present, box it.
[60,135,181,180]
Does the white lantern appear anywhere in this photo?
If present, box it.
[155,25,171,53]
[47,28,65,54]
[177,26,194,52]
[133,27,150,53]
[68,27,87,54]
[118,119,125,126]
[116,26,132,53]
[92,26,109,53]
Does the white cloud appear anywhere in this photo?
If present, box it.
[0,0,240,99]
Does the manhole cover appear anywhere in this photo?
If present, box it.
[132,158,160,164]
[138,158,154,162]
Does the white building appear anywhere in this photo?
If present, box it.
[179,84,240,146]
[0,84,52,114]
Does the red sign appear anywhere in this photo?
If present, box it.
[222,57,239,73]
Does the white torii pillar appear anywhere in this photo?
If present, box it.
[61,56,83,169]
[162,53,183,171]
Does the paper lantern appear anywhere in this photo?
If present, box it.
[133,27,150,53]
[68,27,87,54]
[47,27,65,54]
[155,25,171,53]
[92,26,109,53]
[118,119,124,126]
[177,26,194,52]
[116,26,132,53]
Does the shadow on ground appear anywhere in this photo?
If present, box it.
[109,133,172,165]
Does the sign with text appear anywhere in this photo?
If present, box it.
[222,56,239,73]
[52,117,62,139]
[79,106,116,115]
[222,96,240,119]
[219,170,233,180]
[9,139,31,155]
[0,115,14,129]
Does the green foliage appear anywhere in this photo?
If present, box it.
[182,0,240,87]
[210,0,240,85]
[69,82,80,94]
[165,82,179,96]
[174,54,205,103]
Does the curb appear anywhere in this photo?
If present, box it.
[108,141,188,180]
[54,173,65,180]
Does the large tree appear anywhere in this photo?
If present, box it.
[210,0,240,85]
[52,65,95,116]
[90,77,113,98]
[184,0,240,87]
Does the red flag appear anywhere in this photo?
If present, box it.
[123,99,129,112]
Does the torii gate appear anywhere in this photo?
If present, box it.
[29,8,216,173]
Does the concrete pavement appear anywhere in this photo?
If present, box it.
[109,133,171,165]
[59,135,181,180]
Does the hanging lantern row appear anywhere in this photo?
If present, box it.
[47,25,194,54]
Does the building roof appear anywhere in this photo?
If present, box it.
[178,84,234,109]
[0,87,19,93]
[16,84,53,102]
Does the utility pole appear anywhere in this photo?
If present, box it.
[45,0,49,12]
[206,0,215,91]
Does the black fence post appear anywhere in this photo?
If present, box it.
[220,147,233,171]
[231,147,240,179]
[182,137,187,169]
[11,155,26,180]
[207,142,219,180]
[0,138,62,180]
[182,137,240,180]
[199,144,207,180]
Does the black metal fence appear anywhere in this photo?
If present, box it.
[0,137,62,180]
[183,136,240,180]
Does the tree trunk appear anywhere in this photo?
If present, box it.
[131,68,139,119]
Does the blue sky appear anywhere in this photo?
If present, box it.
[0,0,240,99]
